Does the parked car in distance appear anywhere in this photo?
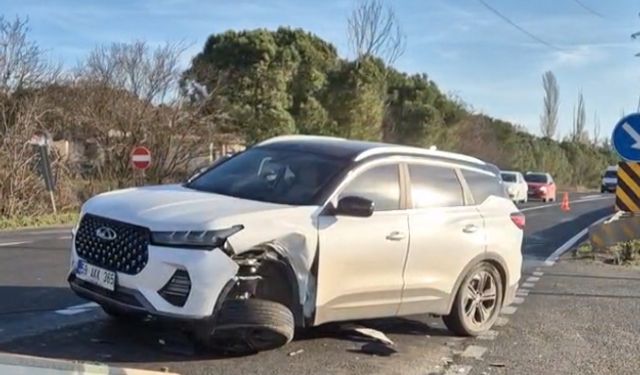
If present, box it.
[525,172,557,202]
[500,170,528,203]
[68,135,524,353]
[601,165,618,193]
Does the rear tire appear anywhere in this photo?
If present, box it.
[198,299,294,355]
[443,262,503,336]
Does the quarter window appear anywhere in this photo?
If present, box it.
[409,164,464,208]
[340,164,400,211]
[461,169,506,204]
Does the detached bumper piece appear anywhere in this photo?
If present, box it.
[158,269,192,307]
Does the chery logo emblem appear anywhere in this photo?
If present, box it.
[96,226,117,241]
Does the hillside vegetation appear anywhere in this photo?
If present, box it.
[0,19,617,221]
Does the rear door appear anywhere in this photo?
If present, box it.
[398,162,486,316]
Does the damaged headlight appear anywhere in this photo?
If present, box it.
[151,225,244,250]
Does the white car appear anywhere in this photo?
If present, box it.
[500,170,528,203]
[68,135,523,353]
[601,165,617,193]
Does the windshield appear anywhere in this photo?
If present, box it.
[604,170,617,179]
[186,147,348,205]
[525,173,548,183]
[500,173,517,182]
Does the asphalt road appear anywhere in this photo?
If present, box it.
[0,192,617,375]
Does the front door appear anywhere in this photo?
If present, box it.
[314,162,409,325]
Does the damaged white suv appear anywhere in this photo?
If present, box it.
[68,135,523,352]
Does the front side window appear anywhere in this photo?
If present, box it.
[409,164,464,208]
[340,164,400,211]
[187,147,348,205]
[462,169,506,204]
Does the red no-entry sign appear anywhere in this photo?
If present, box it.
[131,146,152,170]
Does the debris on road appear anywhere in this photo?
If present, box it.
[288,349,304,357]
[349,326,394,346]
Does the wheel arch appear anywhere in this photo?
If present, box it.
[225,244,305,328]
[445,252,510,314]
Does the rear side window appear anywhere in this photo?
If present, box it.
[461,169,506,204]
[340,164,400,211]
[409,164,464,208]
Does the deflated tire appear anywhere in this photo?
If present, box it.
[200,298,295,354]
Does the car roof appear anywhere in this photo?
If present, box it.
[257,135,487,167]
[500,170,521,175]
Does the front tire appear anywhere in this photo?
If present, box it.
[443,262,503,336]
[198,299,294,354]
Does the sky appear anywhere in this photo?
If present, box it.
[2,0,639,140]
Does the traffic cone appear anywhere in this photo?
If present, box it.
[560,192,570,212]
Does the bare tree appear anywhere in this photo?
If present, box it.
[592,110,600,146]
[571,91,588,143]
[539,71,559,138]
[0,16,60,94]
[347,0,406,65]
[79,40,186,104]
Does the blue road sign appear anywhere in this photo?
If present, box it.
[612,113,640,161]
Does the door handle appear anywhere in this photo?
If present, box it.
[462,224,479,234]
[385,231,406,241]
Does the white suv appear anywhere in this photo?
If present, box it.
[68,135,523,353]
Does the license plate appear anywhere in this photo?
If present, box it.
[76,260,116,291]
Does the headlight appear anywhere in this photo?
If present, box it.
[539,186,547,192]
[151,225,244,250]
[507,186,516,193]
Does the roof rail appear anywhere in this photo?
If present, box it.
[257,135,347,146]
[354,146,486,165]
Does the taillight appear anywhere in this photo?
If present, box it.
[510,212,525,229]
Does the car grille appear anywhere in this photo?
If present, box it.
[74,214,150,275]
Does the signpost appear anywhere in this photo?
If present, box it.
[612,114,640,212]
[29,132,56,214]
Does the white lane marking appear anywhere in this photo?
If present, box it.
[519,196,612,212]
[461,345,487,359]
[495,317,509,326]
[58,235,71,240]
[544,214,613,266]
[501,306,518,315]
[532,271,544,277]
[512,297,525,304]
[580,194,603,200]
[516,289,530,296]
[0,241,29,247]
[521,282,535,288]
[526,276,540,282]
[54,302,99,316]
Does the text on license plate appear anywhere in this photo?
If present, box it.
[76,260,116,291]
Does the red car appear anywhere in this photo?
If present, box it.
[525,172,557,202]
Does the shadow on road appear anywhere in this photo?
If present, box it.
[0,310,453,363]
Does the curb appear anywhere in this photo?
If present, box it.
[0,352,179,375]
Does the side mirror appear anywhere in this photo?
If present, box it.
[334,196,374,217]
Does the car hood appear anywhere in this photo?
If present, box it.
[82,184,318,231]
[502,181,520,188]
